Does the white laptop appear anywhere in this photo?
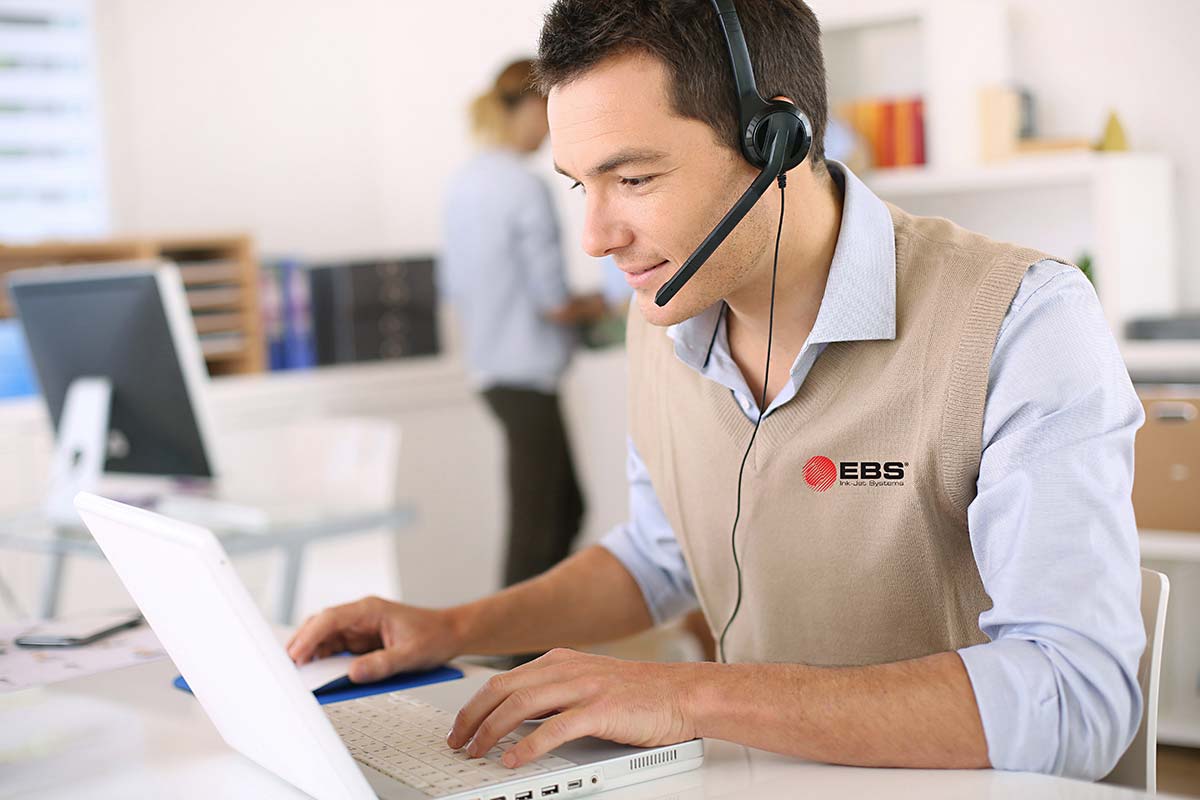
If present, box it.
[73,492,703,800]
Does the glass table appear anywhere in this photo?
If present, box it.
[0,500,415,624]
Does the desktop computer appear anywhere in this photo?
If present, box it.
[6,261,225,523]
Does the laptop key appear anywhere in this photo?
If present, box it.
[330,693,577,797]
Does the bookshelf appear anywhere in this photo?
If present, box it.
[0,234,265,376]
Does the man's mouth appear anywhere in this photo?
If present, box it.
[622,260,669,289]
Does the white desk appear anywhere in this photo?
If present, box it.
[1,658,1160,800]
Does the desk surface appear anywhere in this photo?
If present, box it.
[1,659,1162,800]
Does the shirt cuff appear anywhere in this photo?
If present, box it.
[958,638,1061,775]
[599,525,697,625]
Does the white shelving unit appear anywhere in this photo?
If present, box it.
[1120,341,1200,380]
[1141,531,1200,563]
[863,151,1178,369]
[864,152,1107,196]
[815,0,1011,170]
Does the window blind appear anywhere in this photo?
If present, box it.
[0,0,107,242]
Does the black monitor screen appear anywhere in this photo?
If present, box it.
[10,268,213,478]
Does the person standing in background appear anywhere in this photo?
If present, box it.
[440,59,606,593]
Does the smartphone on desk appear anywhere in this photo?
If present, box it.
[14,610,143,647]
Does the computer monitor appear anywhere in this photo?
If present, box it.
[6,261,220,519]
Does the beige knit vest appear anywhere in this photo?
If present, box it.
[628,204,1065,666]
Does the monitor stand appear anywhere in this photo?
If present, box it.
[44,377,269,532]
[45,377,112,525]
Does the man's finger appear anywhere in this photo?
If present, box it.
[348,646,411,684]
[501,708,597,768]
[287,604,361,664]
[465,681,586,758]
[448,665,565,750]
[285,616,316,653]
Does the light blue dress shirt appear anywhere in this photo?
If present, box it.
[440,149,575,392]
[601,161,1146,781]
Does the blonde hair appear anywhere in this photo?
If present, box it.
[469,58,541,146]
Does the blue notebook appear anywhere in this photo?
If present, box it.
[173,664,464,705]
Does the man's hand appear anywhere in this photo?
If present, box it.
[446,649,699,768]
[546,293,610,324]
[286,596,461,683]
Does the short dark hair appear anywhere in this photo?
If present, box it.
[534,0,828,168]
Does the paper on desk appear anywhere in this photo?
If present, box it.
[296,653,354,693]
[0,621,167,693]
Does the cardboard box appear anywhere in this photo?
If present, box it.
[1133,387,1200,532]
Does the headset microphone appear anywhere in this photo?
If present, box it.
[653,0,813,308]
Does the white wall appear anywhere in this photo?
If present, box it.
[1005,0,1199,307]
[95,1,577,262]
[95,1,1198,304]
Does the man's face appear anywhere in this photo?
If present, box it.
[548,52,777,326]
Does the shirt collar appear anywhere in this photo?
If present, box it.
[668,160,896,372]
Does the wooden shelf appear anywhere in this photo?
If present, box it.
[178,260,240,286]
[200,345,248,362]
[192,311,245,334]
[0,233,265,375]
[186,287,243,311]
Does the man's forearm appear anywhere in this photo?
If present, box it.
[691,651,990,768]
[446,545,655,656]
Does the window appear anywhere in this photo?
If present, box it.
[0,0,107,241]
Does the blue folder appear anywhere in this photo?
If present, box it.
[173,664,464,705]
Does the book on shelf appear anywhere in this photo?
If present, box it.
[259,258,315,371]
[308,257,439,366]
[838,96,925,170]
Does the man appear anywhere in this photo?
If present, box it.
[289,0,1145,780]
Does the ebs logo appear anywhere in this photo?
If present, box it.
[804,455,906,492]
[802,456,838,492]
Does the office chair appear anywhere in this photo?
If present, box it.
[1103,567,1170,792]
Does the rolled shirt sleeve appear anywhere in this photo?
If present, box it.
[600,437,699,624]
[958,262,1145,780]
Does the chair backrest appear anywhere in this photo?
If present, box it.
[217,416,401,511]
[1103,567,1169,792]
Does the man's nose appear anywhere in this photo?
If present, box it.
[580,195,633,258]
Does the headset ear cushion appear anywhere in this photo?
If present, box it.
[746,102,813,171]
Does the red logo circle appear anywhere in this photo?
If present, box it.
[803,456,837,492]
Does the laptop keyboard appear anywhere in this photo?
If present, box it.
[325,693,576,797]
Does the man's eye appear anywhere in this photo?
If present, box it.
[620,176,654,188]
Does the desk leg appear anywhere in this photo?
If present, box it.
[38,547,67,620]
[277,544,305,625]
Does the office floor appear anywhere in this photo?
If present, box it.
[1160,745,1200,796]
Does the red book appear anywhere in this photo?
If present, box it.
[893,100,911,166]
[912,97,926,166]
[877,101,896,169]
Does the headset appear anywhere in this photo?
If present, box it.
[653,0,813,308]
[654,0,814,662]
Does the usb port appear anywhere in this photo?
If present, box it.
[516,793,533,800]
[567,780,583,790]
[490,796,507,800]
[541,787,560,797]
